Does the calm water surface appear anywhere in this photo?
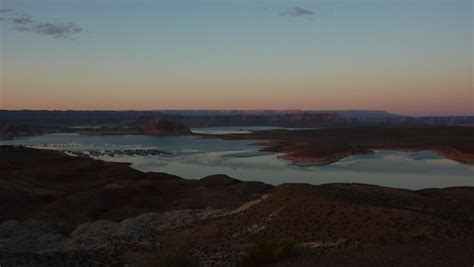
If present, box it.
[191,126,314,134]
[2,130,473,189]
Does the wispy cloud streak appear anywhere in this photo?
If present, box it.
[279,7,314,17]
[0,9,83,39]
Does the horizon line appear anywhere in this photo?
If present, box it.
[1,109,474,117]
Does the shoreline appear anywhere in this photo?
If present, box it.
[193,128,474,167]
[3,126,473,168]
[1,145,474,266]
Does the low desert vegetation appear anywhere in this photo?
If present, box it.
[407,227,432,241]
[140,249,198,267]
[376,229,404,244]
[237,240,303,267]
[376,227,432,244]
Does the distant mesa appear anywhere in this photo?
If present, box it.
[143,117,191,135]
[0,123,42,139]
[167,112,348,128]
[80,117,191,136]
[1,110,473,127]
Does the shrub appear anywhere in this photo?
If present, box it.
[237,240,301,267]
[140,249,198,267]
[407,227,431,241]
[376,229,404,244]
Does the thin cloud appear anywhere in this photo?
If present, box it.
[0,8,12,20]
[0,10,83,39]
[9,14,34,26]
[279,7,314,17]
[15,21,83,39]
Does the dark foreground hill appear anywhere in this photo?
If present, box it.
[0,146,473,266]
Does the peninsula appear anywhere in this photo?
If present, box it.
[195,127,474,166]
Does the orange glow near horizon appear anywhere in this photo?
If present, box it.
[2,61,472,116]
[1,0,472,116]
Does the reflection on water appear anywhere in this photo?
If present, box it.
[191,126,314,134]
[2,133,473,189]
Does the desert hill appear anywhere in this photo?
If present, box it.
[1,146,473,266]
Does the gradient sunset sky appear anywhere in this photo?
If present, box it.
[0,0,472,116]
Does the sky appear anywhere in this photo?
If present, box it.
[0,0,472,116]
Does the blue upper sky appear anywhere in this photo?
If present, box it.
[1,0,472,115]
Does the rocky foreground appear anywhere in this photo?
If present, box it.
[1,146,473,266]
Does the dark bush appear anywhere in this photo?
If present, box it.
[140,249,198,267]
[237,240,301,267]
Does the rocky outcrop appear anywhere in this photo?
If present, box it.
[170,112,348,128]
[0,124,42,139]
[0,209,227,265]
[143,117,191,135]
[0,219,65,254]
[79,117,191,136]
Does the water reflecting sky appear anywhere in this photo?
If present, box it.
[2,130,473,190]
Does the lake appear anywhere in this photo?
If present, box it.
[2,128,473,189]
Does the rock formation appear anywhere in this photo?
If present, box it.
[142,117,191,135]
[79,117,192,136]
[0,124,42,139]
